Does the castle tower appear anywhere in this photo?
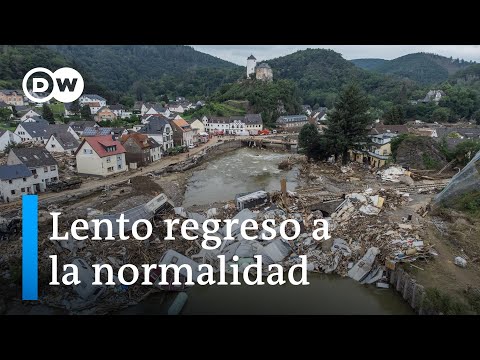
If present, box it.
[247,55,256,78]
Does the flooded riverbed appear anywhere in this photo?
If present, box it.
[182,147,299,208]
[147,147,414,315]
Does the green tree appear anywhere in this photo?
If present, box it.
[80,105,93,120]
[431,107,450,123]
[70,99,81,114]
[383,105,405,124]
[0,108,12,122]
[454,140,480,166]
[473,110,480,125]
[324,84,373,164]
[299,124,319,158]
[160,94,169,104]
[42,103,55,124]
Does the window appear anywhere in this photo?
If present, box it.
[107,166,114,172]
[31,169,37,175]
[11,190,15,195]
[52,177,58,182]
[51,144,55,148]
[44,166,48,173]
[8,180,12,184]
[117,156,121,161]
[23,177,26,182]
[21,188,25,192]
[117,164,122,170]
[106,157,111,163]
[50,165,56,171]
[83,149,93,154]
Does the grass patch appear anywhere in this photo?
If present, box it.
[0,123,17,131]
[422,153,440,169]
[49,102,65,116]
[450,190,480,216]
[422,287,472,315]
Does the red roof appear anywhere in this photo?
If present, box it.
[87,102,101,107]
[76,135,126,158]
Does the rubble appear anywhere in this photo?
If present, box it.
[454,256,467,268]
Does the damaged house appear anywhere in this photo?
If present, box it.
[7,148,59,192]
[0,164,35,202]
[120,133,162,168]
[170,117,194,147]
[350,124,409,168]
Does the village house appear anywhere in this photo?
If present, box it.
[15,121,78,144]
[170,117,194,147]
[79,94,107,107]
[190,119,205,134]
[167,101,186,114]
[0,90,24,106]
[7,148,59,192]
[133,101,144,115]
[202,114,263,135]
[94,106,117,122]
[145,104,171,118]
[109,104,132,119]
[81,126,127,140]
[421,90,445,104]
[276,115,309,130]
[86,102,102,115]
[313,108,328,122]
[20,109,41,122]
[0,164,35,202]
[120,133,162,168]
[68,121,96,136]
[45,132,81,154]
[0,130,21,152]
[244,114,263,135]
[350,124,409,168]
[75,135,127,177]
[137,117,174,151]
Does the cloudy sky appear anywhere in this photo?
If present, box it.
[191,45,480,65]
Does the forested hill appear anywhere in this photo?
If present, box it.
[353,53,475,84]
[49,45,243,99]
[265,48,417,108]
[351,58,387,70]
[0,45,107,95]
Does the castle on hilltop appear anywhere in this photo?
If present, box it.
[246,55,273,81]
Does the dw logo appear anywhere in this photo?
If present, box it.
[22,67,84,103]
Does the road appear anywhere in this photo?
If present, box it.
[0,137,221,212]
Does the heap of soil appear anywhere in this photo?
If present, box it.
[396,136,447,170]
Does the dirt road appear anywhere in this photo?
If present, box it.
[0,137,220,212]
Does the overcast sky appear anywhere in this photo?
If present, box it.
[191,45,480,65]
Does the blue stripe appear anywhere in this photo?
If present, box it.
[22,195,38,300]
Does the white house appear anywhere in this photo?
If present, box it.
[202,114,262,135]
[138,117,174,151]
[20,109,41,122]
[190,119,205,134]
[0,130,21,152]
[109,104,132,119]
[145,104,171,118]
[45,132,81,154]
[168,102,185,113]
[15,122,78,144]
[79,94,107,107]
[0,164,35,202]
[243,114,263,135]
[75,135,127,177]
[7,148,59,192]
[87,102,102,115]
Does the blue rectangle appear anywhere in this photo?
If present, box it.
[22,195,38,301]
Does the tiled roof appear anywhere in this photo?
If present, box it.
[0,164,32,180]
[50,132,80,150]
[10,148,57,167]
[77,135,125,158]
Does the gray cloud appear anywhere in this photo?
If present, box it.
[191,45,480,65]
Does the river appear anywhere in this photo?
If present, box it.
[130,147,413,315]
